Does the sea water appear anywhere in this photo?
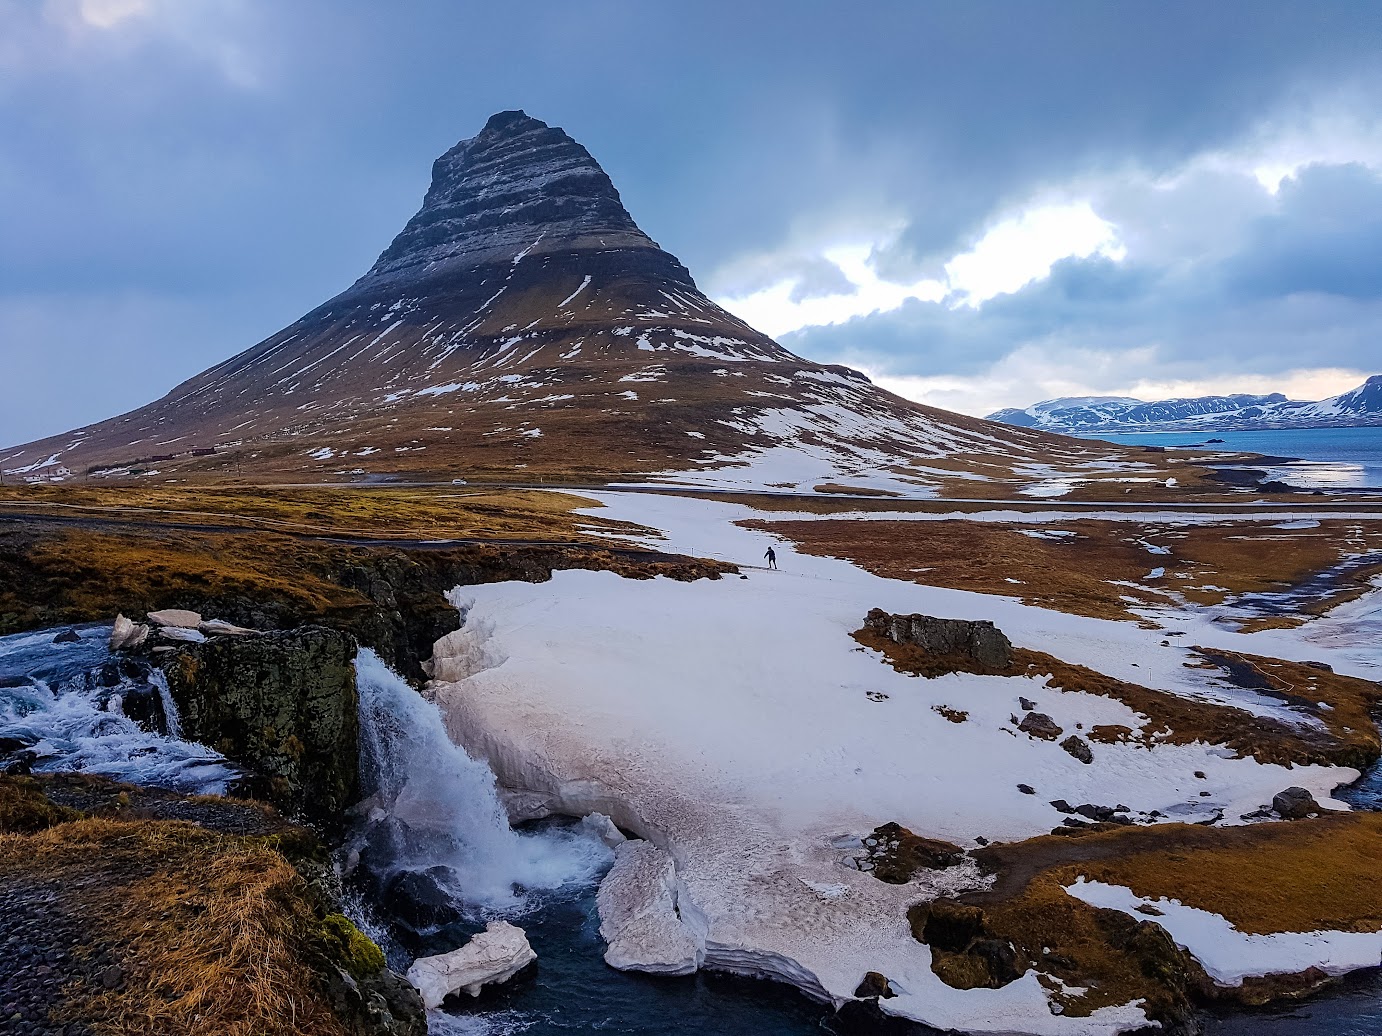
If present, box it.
[1075,426,1382,489]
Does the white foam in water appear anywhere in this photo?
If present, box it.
[0,626,237,794]
[425,1010,536,1036]
[354,649,612,911]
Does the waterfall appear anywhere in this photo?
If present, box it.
[352,649,611,911]
[0,626,235,794]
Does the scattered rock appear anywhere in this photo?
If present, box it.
[157,626,206,644]
[146,608,203,628]
[1018,697,1036,711]
[52,629,80,644]
[1017,784,1035,795]
[853,971,897,999]
[1060,734,1093,764]
[406,920,536,1008]
[1302,661,1334,673]
[863,608,1012,670]
[1050,799,1074,813]
[108,614,149,652]
[1273,786,1320,820]
[1018,712,1063,741]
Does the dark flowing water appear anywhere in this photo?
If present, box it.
[408,880,838,1036]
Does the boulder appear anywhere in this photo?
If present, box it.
[853,971,897,999]
[147,608,203,628]
[161,626,359,821]
[1018,712,1063,740]
[52,629,80,644]
[1273,786,1320,820]
[109,614,150,652]
[406,920,536,1008]
[120,682,168,734]
[863,608,1012,669]
[383,867,464,931]
[1061,735,1094,764]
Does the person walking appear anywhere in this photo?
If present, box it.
[764,546,777,570]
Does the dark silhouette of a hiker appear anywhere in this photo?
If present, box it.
[764,547,777,570]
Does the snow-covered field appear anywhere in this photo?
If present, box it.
[430,491,1382,1032]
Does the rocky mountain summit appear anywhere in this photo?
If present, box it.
[991,374,1382,432]
[2,111,1115,492]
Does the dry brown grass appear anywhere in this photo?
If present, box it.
[1059,813,1382,935]
[919,814,1382,1017]
[0,775,84,833]
[0,483,637,542]
[857,627,1381,769]
[0,817,356,1036]
[755,516,1382,624]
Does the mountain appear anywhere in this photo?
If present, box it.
[990,377,1382,433]
[3,111,1115,493]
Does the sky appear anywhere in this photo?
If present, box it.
[3,0,1382,445]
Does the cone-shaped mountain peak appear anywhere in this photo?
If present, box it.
[358,110,692,292]
[2,111,1063,491]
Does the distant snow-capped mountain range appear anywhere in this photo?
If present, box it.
[988,375,1382,432]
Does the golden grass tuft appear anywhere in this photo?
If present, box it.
[0,818,358,1036]
[0,775,84,833]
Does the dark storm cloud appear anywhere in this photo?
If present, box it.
[1223,164,1382,301]
[2,0,1382,440]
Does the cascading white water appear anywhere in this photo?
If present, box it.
[0,626,236,793]
[353,649,611,911]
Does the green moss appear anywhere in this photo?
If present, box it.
[318,913,386,979]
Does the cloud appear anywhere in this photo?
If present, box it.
[4,2,1382,441]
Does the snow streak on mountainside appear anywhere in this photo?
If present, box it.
[992,376,1382,433]
[4,111,1138,491]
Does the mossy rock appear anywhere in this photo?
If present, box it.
[162,626,360,823]
[318,912,387,980]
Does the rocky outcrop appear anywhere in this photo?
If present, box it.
[405,920,536,1008]
[863,608,1012,670]
[161,627,360,821]
[853,822,965,883]
[908,900,1026,990]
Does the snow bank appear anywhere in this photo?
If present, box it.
[426,491,1375,1032]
